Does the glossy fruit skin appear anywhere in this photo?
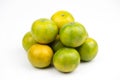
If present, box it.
[53,48,80,72]
[22,32,37,51]
[51,10,74,29]
[31,18,58,44]
[60,22,88,47]
[77,38,98,61]
[28,44,53,68]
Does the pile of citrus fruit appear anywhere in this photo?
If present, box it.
[22,10,98,73]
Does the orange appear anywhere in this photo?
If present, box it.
[51,10,74,29]
[22,32,37,51]
[77,38,98,61]
[53,48,80,72]
[52,39,65,52]
[60,22,88,47]
[28,44,53,68]
[31,18,58,44]
[51,35,65,52]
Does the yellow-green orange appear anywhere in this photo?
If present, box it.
[60,22,88,47]
[31,18,58,44]
[51,35,64,52]
[22,32,37,51]
[51,10,74,29]
[77,38,98,61]
[53,48,80,72]
[28,44,53,68]
[52,39,65,52]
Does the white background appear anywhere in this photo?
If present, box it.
[0,0,120,80]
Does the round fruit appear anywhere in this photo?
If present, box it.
[60,22,88,47]
[53,48,80,72]
[22,32,37,51]
[51,35,64,52]
[31,18,58,44]
[77,38,98,61]
[52,39,65,52]
[28,44,53,68]
[51,10,74,29]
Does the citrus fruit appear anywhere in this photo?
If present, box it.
[28,44,53,68]
[51,10,74,29]
[53,48,80,72]
[22,32,37,51]
[60,22,88,47]
[51,35,65,52]
[31,18,58,44]
[55,34,60,41]
[52,39,65,52]
[77,38,98,61]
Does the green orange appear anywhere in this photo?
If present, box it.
[53,48,80,72]
[22,32,37,51]
[77,38,98,61]
[51,35,65,52]
[51,10,74,29]
[28,44,53,68]
[52,39,65,52]
[60,22,88,47]
[31,18,58,44]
